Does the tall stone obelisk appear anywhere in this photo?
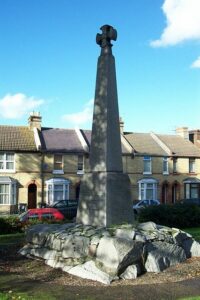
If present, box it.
[76,25,134,226]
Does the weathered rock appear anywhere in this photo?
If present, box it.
[45,234,63,251]
[30,248,57,260]
[145,241,186,273]
[115,228,135,240]
[96,236,143,275]
[67,260,113,285]
[172,229,192,245]
[137,222,157,232]
[119,264,139,280]
[182,239,200,258]
[62,235,89,258]
[45,257,64,269]
[20,222,200,285]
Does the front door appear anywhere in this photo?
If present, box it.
[28,183,37,209]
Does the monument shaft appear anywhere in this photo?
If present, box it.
[76,25,134,227]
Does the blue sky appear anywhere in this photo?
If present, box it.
[0,0,200,134]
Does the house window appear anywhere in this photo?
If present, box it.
[189,158,195,173]
[143,156,152,174]
[173,158,177,173]
[163,157,169,174]
[53,154,63,174]
[0,153,15,172]
[185,183,199,199]
[0,177,16,205]
[138,178,158,201]
[46,178,69,205]
[184,178,200,200]
[77,155,84,174]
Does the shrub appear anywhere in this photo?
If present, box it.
[138,203,200,229]
[0,216,24,234]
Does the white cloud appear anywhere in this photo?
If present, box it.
[150,0,200,47]
[62,99,93,126]
[191,56,200,68]
[0,93,44,119]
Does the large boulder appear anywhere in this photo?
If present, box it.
[96,236,144,275]
[67,260,113,285]
[145,241,186,273]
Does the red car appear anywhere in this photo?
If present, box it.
[19,208,65,222]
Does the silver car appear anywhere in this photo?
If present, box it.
[133,199,160,214]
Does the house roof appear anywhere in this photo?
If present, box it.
[81,130,131,154]
[124,132,200,157]
[1,123,200,158]
[40,128,85,152]
[0,126,36,151]
[124,133,168,156]
[156,134,200,157]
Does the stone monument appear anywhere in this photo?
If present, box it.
[76,25,134,227]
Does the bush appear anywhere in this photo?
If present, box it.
[138,203,200,229]
[0,216,24,234]
[0,215,68,235]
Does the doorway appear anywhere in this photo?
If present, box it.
[28,183,37,209]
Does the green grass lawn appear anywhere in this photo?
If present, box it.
[0,232,25,245]
[182,228,200,241]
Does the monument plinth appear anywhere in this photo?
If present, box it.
[76,25,134,226]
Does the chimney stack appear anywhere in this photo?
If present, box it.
[176,127,189,140]
[28,112,42,130]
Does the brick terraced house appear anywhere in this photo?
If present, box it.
[1,113,200,214]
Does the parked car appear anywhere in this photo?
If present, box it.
[133,199,160,214]
[49,199,78,219]
[19,208,65,222]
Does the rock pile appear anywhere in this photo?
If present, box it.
[19,221,200,284]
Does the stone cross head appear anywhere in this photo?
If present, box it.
[96,25,117,51]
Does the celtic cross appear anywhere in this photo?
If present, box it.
[96,25,117,54]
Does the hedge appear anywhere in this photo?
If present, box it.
[138,203,200,229]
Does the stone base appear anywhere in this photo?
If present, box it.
[76,172,134,227]
[19,222,200,285]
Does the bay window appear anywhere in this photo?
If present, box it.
[0,177,17,205]
[184,178,200,200]
[46,178,69,205]
[138,178,158,201]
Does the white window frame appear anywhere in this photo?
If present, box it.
[163,157,169,175]
[77,155,84,175]
[53,154,64,174]
[0,178,17,205]
[46,178,69,205]
[0,153,15,173]
[173,158,177,173]
[143,156,152,174]
[138,178,158,201]
[189,158,195,173]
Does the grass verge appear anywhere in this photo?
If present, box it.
[182,228,200,241]
[0,232,25,245]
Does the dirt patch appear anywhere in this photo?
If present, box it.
[1,243,200,299]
